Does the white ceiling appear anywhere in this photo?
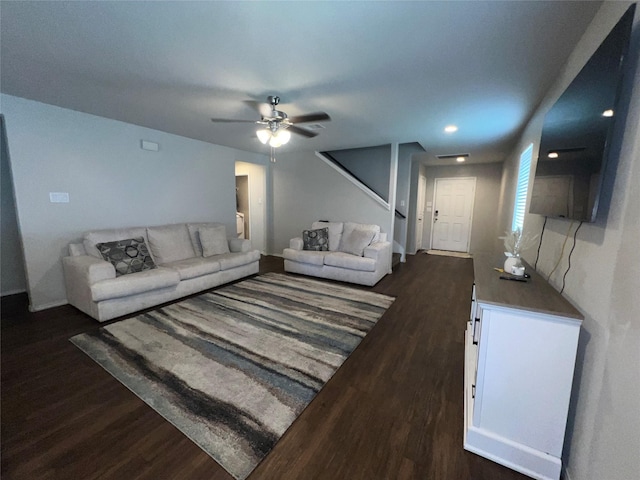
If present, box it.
[0,1,601,165]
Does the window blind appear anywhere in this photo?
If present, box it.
[512,144,533,231]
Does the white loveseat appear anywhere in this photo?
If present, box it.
[63,222,260,322]
[283,221,391,286]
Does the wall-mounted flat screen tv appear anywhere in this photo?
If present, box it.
[529,4,635,222]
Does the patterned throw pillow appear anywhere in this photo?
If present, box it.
[302,227,329,251]
[96,237,156,277]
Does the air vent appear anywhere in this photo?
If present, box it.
[435,153,469,159]
[547,147,586,154]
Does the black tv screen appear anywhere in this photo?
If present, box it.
[529,4,635,222]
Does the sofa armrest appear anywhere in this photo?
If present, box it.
[364,241,391,263]
[229,238,252,253]
[63,255,116,285]
[289,237,303,250]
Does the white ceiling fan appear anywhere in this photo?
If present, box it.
[211,95,331,148]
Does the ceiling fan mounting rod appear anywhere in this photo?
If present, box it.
[268,95,280,107]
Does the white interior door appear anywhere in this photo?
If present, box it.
[431,177,476,252]
[415,174,426,250]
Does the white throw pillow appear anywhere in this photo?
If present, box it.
[342,222,381,244]
[338,228,376,256]
[199,225,230,257]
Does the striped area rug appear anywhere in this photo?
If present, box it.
[71,273,394,479]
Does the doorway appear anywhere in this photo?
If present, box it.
[235,162,267,254]
[430,177,476,252]
[235,175,249,239]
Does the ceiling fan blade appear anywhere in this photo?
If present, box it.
[288,112,331,124]
[288,125,319,138]
[244,100,273,118]
[210,118,257,124]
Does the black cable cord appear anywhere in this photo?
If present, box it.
[560,221,583,294]
[534,216,547,270]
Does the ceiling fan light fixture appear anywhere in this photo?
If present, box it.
[260,127,291,148]
[269,136,282,148]
[256,129,271,144]
[275,129,291,145]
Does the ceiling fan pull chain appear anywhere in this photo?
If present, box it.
[270,146,276,163]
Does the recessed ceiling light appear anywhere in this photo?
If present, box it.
[444,125,458,133]
[548,152,559,159]
[456,156,466,162]
[602,109,614,117]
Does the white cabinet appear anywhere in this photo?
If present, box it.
[464,256,583,480]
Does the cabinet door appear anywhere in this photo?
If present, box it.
[473,306,579,456]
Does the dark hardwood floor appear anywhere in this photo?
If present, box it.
[1,254,529,480]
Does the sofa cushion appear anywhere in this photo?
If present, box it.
[84,227,148,259]
[91,267,180,302]
[283,248,326,266]
[199,225,230,257]
[146,224,195,265]
[162,256,221,280]
[338,228,376,256]
[324,252,377,272]
[303,227,329,251]
[312,221,344,251]
[217,250,261,270]
[96,237,156,277]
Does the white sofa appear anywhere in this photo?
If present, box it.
[63,222,260,322]
[283,221,391,286]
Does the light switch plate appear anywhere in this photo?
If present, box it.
[141,140,159,151]
[50,192,70,203]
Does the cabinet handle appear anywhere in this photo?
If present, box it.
[473,317,480,344]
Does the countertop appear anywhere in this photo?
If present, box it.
[473,252,584,321]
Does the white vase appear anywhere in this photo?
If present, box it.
[504,255,521,274]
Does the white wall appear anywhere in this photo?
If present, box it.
[326,145,391,200]
[394,143,424,260]
[421,162,503,253]
[1,115,27,295]
[270,150,392,254]
[499,3,640,479]
[406,161,426,254]
[1,94,267,311]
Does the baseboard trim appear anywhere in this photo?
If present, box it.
[1,288,27,297]
[29,299,68,312]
